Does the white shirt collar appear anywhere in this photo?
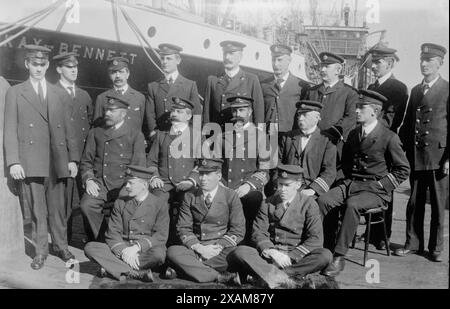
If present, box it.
[170,122,188,134]
[203,185,219,201]
[324,79,339,89]
[114,84,129,94]
[282,194,297,209]
[59,79,76,95]
[164,71,179,83]
[362,120,378,135]
[29,78,47,98]
[301,125,317,137]
[274,71,290,82]
[422,75,440,88]
[114,120,125,130]
[377,71,392,86]
[225,66,240,78]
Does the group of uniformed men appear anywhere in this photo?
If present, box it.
[2,38,448,287]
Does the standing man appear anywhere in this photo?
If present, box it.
[230,164,332,288]
[93,57,146,132]
[203,41,264,128]
[262,44,310,135]
[4,45,79,269]
[80,94,146,241]
[318,90,409,276]
[395,44,448,262]
[147,97,200,244]
[368,46,408,133]
[146,44,201,134]
[307,52,358,172]
[279,100,336,198]
[84,165,169,282]
[53,52,93,217]
[216,96,273,241]
[166,158,245,285]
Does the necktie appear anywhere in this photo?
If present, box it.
[37,82,45,105]
[275,78,284,91]
[116,88,124,95]
[361,130,367,140]
[374,80,380,88]
[205,193,212,208]
[168,77,174,86]
[422,83,430,95]
[67,86,75,99]
[284,202,290,210]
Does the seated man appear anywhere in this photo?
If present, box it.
[166,158,245,285]
[80,94,146,240]
[230,164,332,288]
[318,90,410,277]
[84,165,169,282]
[147,97,200,244]
[279,100,336,198]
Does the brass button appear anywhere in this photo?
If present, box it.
[29,141,33,145]
[29,124,33,127]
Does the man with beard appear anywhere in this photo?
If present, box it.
[395,44,448,262]
[318,90,409,277]
[146,44,201,134]
[80,94,146,241]
[306,52,358,177]
[165,158,244,285]
[230,164,332,289]
[203,41,264,128]
[84,165,169,282]
[3,45,79,269]
[212,96,273,241]
[93,57,146,133]
[147,97,200,244]
[53,52,93,238]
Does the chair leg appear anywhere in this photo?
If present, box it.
[382,211,390,256]
[364,213,372,266]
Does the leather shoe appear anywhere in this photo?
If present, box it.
[393,248,418,257]
[54,248,75,262]
[428,251,443,262]
[97,267,108,278]
[321,256,345,277]
[162,266,177,280]
[126,269,154,282]
[31,255,47,270]
[217,272,241,286]
[375,240,386,251]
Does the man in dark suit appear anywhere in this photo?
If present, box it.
[396,44,448,262]
[367,46,408,133]
[80,94,146,241]
[203,41,264,128]
[307,52,358,173]
[84,165,169,282]
[4,45,79,269]
[366,46,409,250]
[53,52,93,234]
[213,96,274,241]
[230,164,332,289]
[279,100,336,198]
[146,44,201,135]
[147,97,200,244]
[93,57,146,133]
[166,158,245,285]
[318,90,410,277]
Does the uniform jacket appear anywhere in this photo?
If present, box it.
[261,73,309,133]
[203,69,264,126]
[279,128,336,196]
[4,80,79,178]
[399,76,448,171]
[147,126,200,191]
[368,74,408,133]
[177,186,245,249]
[93,87,146,132]
[307,80,358,142]
[146,75,201,132]
[214,122,273,191]
[80,121,146,191]
[343,122,410,200]
[252,192,323,262]
[106,192,170,256]
[56,82,93,158]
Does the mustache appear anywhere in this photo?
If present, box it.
[231,117,245,123]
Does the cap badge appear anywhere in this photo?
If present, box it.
[202,160,207,166]
[113,60,118,66]
[126,168,131,174]
[281,172,288,178]
[424,47,429,53]
[323,55,328,60]
[108,98,114,104]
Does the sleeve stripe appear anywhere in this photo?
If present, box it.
[144,238,152,248]
[314,177,329,192]
[387,173,400,188]
[295,245,310,255]
[223,235,237,247]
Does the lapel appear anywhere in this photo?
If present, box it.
[158,77,170,95]
[423,76,445,102]
[278,193,303,231]
[167,74,185,98]
[55,81,76,117]
[287,130,301,158]
[131,194,155,219]
[360,122,382,152]
[282,73,297,93]
[273,194,287,222]
[267,76,279,96]
[192,188,211,220]
[225,69,246,94]
[21,80,48,121]
[303,128,321,156]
